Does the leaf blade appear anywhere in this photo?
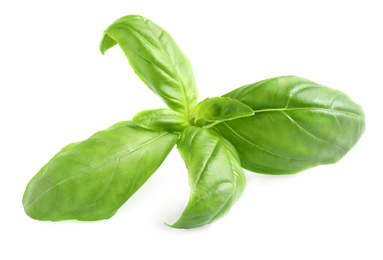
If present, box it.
[23,121,178,221]
[191,97,254,127]
[101,15,198,116]
[216,75,365,174]
[168,126,246,229]
[133,109,190,132]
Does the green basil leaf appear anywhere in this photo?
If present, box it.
[215,75,365,174]
[100,15,198,116]
[191,97,254,127]
[23,121,178,221]
[133,109,190,132]
[168,126,246,229]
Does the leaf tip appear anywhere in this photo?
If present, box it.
[164,222,173,228]
[164,221,186,229]
[99,33,117,56]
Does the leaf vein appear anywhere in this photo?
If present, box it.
[283,112,347,152]
[285,85,323,108]
[253,107,361,117]
[193,141,219,188]
[208,190,236,224]
[222,122,304,160]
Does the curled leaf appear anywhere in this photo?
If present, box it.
[169,126,246,229]
[100,15,198,116]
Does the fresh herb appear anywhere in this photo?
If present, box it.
[23,15,365,229]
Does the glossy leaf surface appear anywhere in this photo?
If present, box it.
[216,76,365,174]
[191,97,254,127]
[133,109,190,132]
[23,121,178,221]
[100,15,198,116]
[169,126,246,229]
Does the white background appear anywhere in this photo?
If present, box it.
[1,0,382,259]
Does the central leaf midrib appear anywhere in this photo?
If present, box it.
[252,107,361,117]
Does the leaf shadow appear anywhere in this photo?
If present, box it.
[244,169,301,188]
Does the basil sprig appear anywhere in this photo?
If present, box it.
[23,15,365,229]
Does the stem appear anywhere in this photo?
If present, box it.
[202,121,222,129]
